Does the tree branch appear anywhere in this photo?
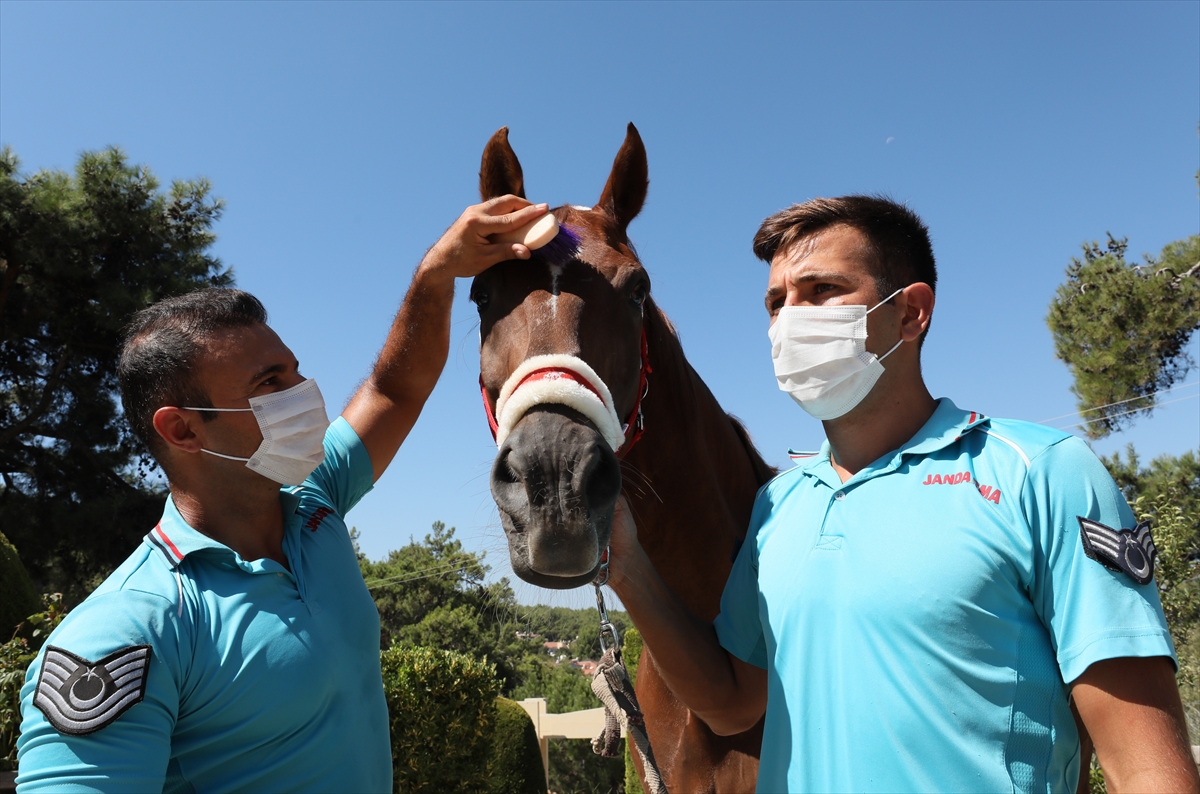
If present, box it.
[0,256,17,325]
[0,349,71,448]
[12,426,150,496]
[1174,261,1200,287]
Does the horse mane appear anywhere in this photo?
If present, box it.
[727,414,778,487]
[642,298,774,480]
[623,297,769,792]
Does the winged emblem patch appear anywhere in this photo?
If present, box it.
[1078,517,1157,585]
[33,645,151,736]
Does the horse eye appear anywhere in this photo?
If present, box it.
[471,289,490,311]
[630,283,648,307]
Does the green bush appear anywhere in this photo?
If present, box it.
[0,635,29,772]
[486,698,546,794]
[1,594,66,771]
[0,532,39,641]
[623,627,645,794]
[381,644,501,793]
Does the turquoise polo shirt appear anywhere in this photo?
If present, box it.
[16,417,392,793]
[714,399,1174,794]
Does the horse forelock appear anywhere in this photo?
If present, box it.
[551,204,644,278]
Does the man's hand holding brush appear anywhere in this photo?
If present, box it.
[422,195,549,283]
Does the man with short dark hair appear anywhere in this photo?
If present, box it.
[608,196,1199,792]
[15,195,551,792]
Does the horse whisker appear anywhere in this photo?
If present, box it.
[620,460,664,504]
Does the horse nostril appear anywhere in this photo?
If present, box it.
[494,447,522,487]
[491,445,532,530]
[582,444,622,517]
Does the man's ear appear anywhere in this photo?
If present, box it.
[152,407,204,454]
[899,283,935,342]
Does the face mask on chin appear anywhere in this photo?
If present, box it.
[768,288,904,421]
[184,378,330,486]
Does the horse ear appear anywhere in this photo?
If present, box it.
[596,122,648,235]
[479,127,526,201]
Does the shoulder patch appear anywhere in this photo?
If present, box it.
[33,645,151,736]
[1078,517,1157,586]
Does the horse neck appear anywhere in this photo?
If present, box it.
[621,302,772,620]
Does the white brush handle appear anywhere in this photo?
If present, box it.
[492,213,560,250]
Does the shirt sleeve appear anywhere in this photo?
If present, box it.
[16,590,182,793]
[302,416,375,518]
[1022,436,1175,684]
[713,488,772,670]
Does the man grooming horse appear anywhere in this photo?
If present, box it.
[14,196,547,792]
[608,196,1199,793]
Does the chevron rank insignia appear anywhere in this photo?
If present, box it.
[1078,517,1157,586]
[33,645,151,736]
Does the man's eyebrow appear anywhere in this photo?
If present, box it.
[764,270,853,306]
[790,270,851,284]
[248,360,299,386]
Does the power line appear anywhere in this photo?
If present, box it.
[1055,393,1200,432]
[362,558,475,591]
[365,565,469,592]
[1037,379,1199,424]
[362,557,467,585]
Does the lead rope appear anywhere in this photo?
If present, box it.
[590,547,668,794]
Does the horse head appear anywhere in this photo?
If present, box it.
[473,124,650,589]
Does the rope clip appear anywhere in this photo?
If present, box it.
[593,545,620,654]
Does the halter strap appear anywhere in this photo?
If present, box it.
[480,326,652,459]
[620,326,652,458]
[515,367,607,405]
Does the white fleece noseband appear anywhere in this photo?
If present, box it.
[494,355,625,451]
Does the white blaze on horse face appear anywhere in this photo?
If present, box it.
[548,263,563,317]
[528,274,561,341]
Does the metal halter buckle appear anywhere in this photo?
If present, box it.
[593,546,620,653]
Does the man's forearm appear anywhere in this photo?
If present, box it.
[613,547,763,735]
[341,196,546,481]
[341,261,457,481]
[1073,656,1200,793]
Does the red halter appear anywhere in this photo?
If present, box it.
[480,327,652,459]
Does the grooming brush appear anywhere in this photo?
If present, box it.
[495,213,581,267]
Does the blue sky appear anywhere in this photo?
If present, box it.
[3,1,1198,609]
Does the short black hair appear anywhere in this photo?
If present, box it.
[117,288,268,461]
[753,195,937,340]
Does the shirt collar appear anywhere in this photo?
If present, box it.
[143,488,305,569]
[895,398,989,459]
[792,398,989,485]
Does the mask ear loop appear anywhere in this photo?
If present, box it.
[200,448,254,463]
[865,287,905,314]
[867,288,906,363]
[877,337,904,363]
[179,406,258,462]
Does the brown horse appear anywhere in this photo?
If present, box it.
[473,124,772,793]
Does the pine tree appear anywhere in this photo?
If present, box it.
[0,147,230,601]
[1047,231,1199,439]
[1048,169,1200,792]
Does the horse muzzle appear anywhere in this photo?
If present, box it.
[491,404,622,589]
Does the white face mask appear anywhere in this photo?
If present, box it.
[184,378,330,486]
[768,289,904,421]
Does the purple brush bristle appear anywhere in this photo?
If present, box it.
[532,223,582,268]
